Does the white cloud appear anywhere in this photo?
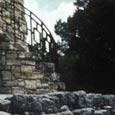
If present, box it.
[24,0,75,42]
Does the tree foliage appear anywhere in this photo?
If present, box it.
[55,0,115,93]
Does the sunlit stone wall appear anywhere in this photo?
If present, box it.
[0,0,27,51]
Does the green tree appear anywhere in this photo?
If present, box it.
[55,0,115,93]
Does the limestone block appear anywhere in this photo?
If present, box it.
[3,80,18,87]
[13,72,32,80]
[32,72,44,80]
[6,60,20,65]
[12,87,25,94]
[20,72,33,79]
[18,79,25,87]
[21,65,33,73]
[6,51,18,59]
[25,80,37,89]
[1,71,12,81]
[0,87,12,94]
[21,60,35,66]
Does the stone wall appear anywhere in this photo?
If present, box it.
[0,0,62,94]
[0,48,60,94]
[0,0,27,51]
[0,91,115,115]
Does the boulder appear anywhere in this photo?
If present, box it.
[73,108,94,115]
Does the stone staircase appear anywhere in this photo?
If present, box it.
[0,0,64,94]
[0,41,61,94]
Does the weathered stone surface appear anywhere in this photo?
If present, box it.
[73,90,87,108]
[42,84,49,88]
[58,110,73,115]
[12,87,25,94]
[51,72,60,81]
[1,91,115,115]
[0,99,11,112]
[6,60,20,65]
[36,89,49,94]
[65,92,78,109]
[0,0,60,94]
[11,95,43,113]
[13,72,32,80]
[73,108,94,115]
[21,60,35,66]
[25,80,36,89]
[0,88,12,94]
[36,80,42,88]
[94,110,110,115]
[3,81,18,87]
[32,72,44,80]
[1,71,12,81]
[85,93,103,108]
[103,95,115,108]
[17,79,25,87]
[21,65,33,73]
[12,66,21,73]
[6,51,17,59]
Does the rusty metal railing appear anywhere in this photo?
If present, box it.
[0,0,58,70]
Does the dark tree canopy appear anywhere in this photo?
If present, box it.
[55,0,115,93]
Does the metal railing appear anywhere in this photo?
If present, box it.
[0,0,58,70]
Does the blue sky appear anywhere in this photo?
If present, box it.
[24,0,75,41]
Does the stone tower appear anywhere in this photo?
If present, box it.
[0,0,61,94]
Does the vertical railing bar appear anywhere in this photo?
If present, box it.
[30,12,33,46]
